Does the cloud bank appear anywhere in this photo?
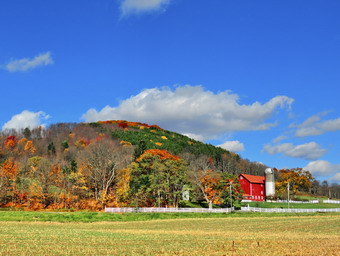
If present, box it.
[303,160,340,177]
[2,110,49,131]
[4,52,53,72]
[263,142,326,160]
[82,85,293,140]
[294,113,340,137]
[218,140,245,152]
[120,0,170,16]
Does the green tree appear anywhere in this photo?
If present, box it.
[134,140,147,159]
[219,173,243,207]
[61,140,69,150]
[129,149,188,208]
[23,128,31,139]
[48,142,56,155]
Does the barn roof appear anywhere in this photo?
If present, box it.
[240,174,265,184]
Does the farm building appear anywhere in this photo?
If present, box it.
[239,174,265,201]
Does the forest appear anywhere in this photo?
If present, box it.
[0,120,338,210]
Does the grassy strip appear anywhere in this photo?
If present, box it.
[294,195,328,201]
[0,211,339,223]
[241,201,340,208]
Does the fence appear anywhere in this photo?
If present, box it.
[275,199,320,204]
[105,206,340,213]
[242,200,320,203]
[323,199,340,204]
[241,206,340,213]
[105,207,233,213]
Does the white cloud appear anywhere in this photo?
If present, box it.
[263,142,326,160]
[330,173,340,182]
[82,85,293,140]
[303,160,340,177]
[2,110,49,131]
[272,135,287,143]
[120,0,170,16]
[294,113,340,137]
[182,133,204,142]
[218,141,245,152]
[4,52,53,72]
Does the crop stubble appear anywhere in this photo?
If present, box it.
[0,215,339,255]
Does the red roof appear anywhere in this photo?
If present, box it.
[240,174,265,184]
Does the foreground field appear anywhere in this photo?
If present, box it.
[0,214,339,255]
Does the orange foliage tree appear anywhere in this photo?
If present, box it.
[1,158,18,180]
[198,170,223,209]
[24,140,37,154]
[0,158,18,205]
[139,149,180,161]
[4,136,17,150]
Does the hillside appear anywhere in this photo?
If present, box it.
[42,120,266,175]
[0,120,268,210]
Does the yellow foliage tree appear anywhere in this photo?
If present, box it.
[24,140,37,154]
[275,168,314,198]
[115,168,131,206]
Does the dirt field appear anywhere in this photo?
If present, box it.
[0,214,339,255]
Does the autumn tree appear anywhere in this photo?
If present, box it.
[0,158,18,205]
[275,168,314,198]
[4,136,17,150]
[198,169,223,209]
[185,154,242,208]
[24,140,37,155]
[25,156,55,207]
[115,168,131,206]
[59,159,88,208]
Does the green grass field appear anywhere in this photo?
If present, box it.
[294,195,329,201]
[0,211,339,222]
[0,212,339,255]
[241,201,340,209]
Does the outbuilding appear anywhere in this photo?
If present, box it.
[239,174,265,201]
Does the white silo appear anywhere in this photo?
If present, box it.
[265,168,275,198]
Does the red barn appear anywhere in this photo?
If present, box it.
[239,174,265,201]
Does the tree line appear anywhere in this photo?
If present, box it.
[0,121,334,211]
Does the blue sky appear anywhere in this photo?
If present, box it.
[1,0,340,183]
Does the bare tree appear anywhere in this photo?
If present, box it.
[185,155,218,208]
[79,140,133,202]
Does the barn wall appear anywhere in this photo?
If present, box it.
[239,175,265,201]
[250,183,265,201]
[239,175,250,195]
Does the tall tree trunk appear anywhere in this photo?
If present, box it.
[209,200,213,210]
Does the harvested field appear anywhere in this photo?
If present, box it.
[0,214,339,255]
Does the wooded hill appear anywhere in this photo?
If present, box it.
[0,120,269,210]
